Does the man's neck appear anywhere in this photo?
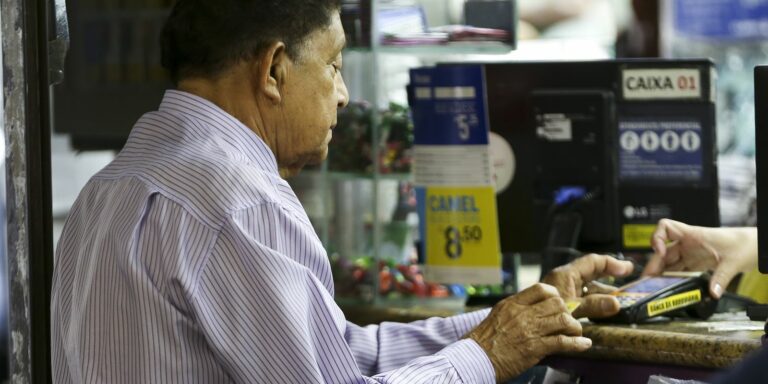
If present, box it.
[177,76,275,153]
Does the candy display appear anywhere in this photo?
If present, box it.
[331,252,508,302]
[331,253,455,300]
[325,102,505,304]
[378,103,413,174]
[328,102,413,174]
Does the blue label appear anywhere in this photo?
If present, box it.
[618,119,703,182]
[409,65,489,145]
[673,0,768,39]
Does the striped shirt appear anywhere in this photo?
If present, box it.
[50,90,495,383]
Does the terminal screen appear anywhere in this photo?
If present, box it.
[617,276,686,297]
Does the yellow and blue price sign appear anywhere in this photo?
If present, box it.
[421,186,501,283]
[411,64,501,284]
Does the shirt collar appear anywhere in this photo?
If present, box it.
[158,89,280,176]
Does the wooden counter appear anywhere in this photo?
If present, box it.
[576,314,763,368]
[342,305,764,383]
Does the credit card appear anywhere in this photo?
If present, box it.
[566,300,581,313]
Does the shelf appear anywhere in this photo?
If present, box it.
[327,171,413,182]
[290,170,412,183]
[346,41,514,56]
[346,39,617,62]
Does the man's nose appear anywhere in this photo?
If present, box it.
[337,75,349,108]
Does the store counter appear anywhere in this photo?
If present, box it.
[342,305,764,383]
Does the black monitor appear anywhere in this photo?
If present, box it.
[756,66,768,273]
[476,60,720,268]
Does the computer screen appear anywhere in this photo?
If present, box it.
[755,65,768,273]
[478,59,720,261]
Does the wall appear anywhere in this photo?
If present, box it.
[2,0,33,382]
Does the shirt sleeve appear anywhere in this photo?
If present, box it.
[345,309,491,374]
[190,203,496,383]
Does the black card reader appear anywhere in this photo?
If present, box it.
[591,271,717,324]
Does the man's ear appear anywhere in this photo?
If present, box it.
[255,41,288,103]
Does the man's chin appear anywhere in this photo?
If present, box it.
[279,151,328,178]
[306,148,329,166]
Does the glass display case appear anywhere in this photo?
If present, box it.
[661,0,768,158]
[290,0,518,308]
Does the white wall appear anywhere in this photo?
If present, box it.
[50,134,114,246]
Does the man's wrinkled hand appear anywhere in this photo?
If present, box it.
[541,254,634,319]
[466,283,592,382]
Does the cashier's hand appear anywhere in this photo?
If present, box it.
[466,283,591,382]
[541,254,634,319]
[642,219,757,299]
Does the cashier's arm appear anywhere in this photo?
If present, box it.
[643,219,757,298]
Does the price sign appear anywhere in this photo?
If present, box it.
[410,64,502,284]
[422,186,501,284]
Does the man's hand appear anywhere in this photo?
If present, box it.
[542,254,634,319]
[466,283,591,382]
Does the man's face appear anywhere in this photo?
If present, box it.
[276,12,349,175]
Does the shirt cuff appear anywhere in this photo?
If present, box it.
[447,307,491,339]
[436,339,495,384]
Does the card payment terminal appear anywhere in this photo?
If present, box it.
[592,271,717,324]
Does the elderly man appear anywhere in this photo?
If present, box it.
[50,1,632,382]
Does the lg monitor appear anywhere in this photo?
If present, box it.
[479,60,720,268]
